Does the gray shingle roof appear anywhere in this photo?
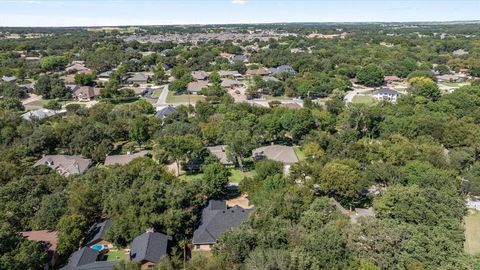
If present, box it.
[130,232,172,264]
[193,200,253,245]
[62,247,118,270]
[104,151,148,166]
[372,88,399,96]
[269,65,296,75]
[155,106,177,119]
[207,145,232,165]
[252,145,299,165]
[34,155,92,176]
[83,219,112,246]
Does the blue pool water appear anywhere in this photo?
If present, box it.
[91,244,103,251]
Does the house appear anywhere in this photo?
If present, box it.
[34,155,92,177]
[97,71,112,82]
[192,71,209,81]
[207,145,232,165]
[66,61,91,74]
[22,230,59,269]
[187,80,209,94]
[372,88,399,103]
[66,84,80,92]
[61,247,117,270]
[384,75,401,84]
[104,151,148,166]
[221,79,244,89]
[436,74,468,83]
[192,200,253,251]
[155,106,177,120]
[452,49,469,56]
[83,219,113,250]
[218,70,242,79]
[278,102,302,110]
[2,75,16,83]
[22,108,66,121]
[130,232,172,270]
[125,73,150,85]
[252,145,299,165]
[269,65,296,75]
[232,55,248,63]
[262,76,280,83]
[73,86,101,101]
[245,68,271,77]
[350,208,375,224]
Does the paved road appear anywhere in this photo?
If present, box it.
[21,93,42,105]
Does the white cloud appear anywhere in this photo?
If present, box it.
[231,0,248,5]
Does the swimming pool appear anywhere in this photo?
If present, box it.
[91,244,104,251]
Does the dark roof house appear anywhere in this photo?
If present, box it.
[130,232,172,265]
[193,200,254,247]
[232,55,248,62]
[61,247,117,270]
[155,106,177,119]
[83,219,112,247]
[126,73,150,84]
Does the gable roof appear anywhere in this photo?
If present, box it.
[218,70,242,77]
[63,247,98,269]
[155,106,177,119]
[104,151,148,166]
[207,145,232,165]
[246,68,270,76]
[269,65,296,75]
[193,200,253,245]
[130,232,172,264]
[221,79,243,88]
[83,219,112,246]
[34,155,92,176]
[372,88,399,96]
[192,71,209,81]
[74,86,101,100]
[252,145,299,164]
[187,80,209,93]
[21,230,58,251]
[126,73,149,83]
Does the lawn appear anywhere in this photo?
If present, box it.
[24,98,49,107]
[465,210,480,255]
[151,88,163,98]
[178,168,255,183]
[351,95,378,105]
[263,95,294,101]
[106,249,126,261]
[293,146,305,161]
[166,91,206,103]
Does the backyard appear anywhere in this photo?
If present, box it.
[106,249,127,261]
[179,168,255,183]
[465,210,480,255]
[166,91,206,103]
[351,95,378,105]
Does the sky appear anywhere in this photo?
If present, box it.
[0,0,479,27]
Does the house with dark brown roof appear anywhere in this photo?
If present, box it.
[22,230,59,269]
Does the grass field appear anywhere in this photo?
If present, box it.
[24,99,49,107]
[106,250,126,261]
[179,168,255,183]
[465,210,480,255]
[166,91,206,103]
[293,146,305,161]
[351,95,378,105]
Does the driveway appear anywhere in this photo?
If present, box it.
[156,84,169,106]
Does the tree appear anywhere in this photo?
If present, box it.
[216,227,257,265]
[31,192,68,230]
[159,135,204,176]
[56,214,88,256]
[40,55,68,72]
[74,73,96,86]
[319,159,364,199]
[130,118,150,145]
[357,64,384,87]
[408,77,441,101]
[202,163,230,198]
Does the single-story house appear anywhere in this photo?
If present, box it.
[245,68,271,77]
[384,75,401,84]
[125,73,150,85]
[193,200,254,251]
[61,247,117,270]
[192,71,209,81]
[104,151,148,166]
[22,108,66,121]
[22,230,59,269]
[207,145,232,165]
[218,70,242,79]
[83,219,113,250]
[34,155,92,177]
[436,74,468,83]
[65,61,91,74]
[269,65,296,75]
[252,145,299,165]
[372,88,399,103]
[187,80,209,94]
[262,76,280,82]
[73,86,101,101]
[232,55,248,63]
[2,75,17,83]
[97,71,112,82]
[155,106,177,120]
[130,232,172,270]
[221,79,244,89]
